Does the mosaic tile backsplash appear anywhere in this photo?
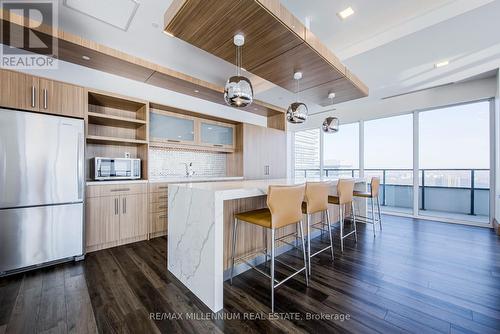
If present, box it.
[149,147,227,178]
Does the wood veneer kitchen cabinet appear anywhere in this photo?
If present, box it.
[242,124,286,179]
[0,69,85,118]
[119,193,148,240]
[85,183,148,252]
[39,78,85,118]
[148,182,168,238]
[85,196,120,248]
[0,69,39,111]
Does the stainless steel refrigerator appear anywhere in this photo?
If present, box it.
[0,108,84,275]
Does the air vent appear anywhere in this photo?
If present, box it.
[64,0,139,31]
[381,82,454,100]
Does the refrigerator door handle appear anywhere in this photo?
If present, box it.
[77,132,84,200]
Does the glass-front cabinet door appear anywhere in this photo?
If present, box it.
[200,121,234,148]
[150,111,195,143]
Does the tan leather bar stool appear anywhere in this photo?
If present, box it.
[302,182,334,275]
[328,179,357,253]
[353,177,382,237]
[230,184,308,312]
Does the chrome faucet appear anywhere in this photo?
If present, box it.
[182,162,195,177]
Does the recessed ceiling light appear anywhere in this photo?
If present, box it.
[207,127,212,130]
[194,90,199,93]
[337,7,354,20]
[82,55,91,61]
[435,60,449,68]
[163,30,174,37]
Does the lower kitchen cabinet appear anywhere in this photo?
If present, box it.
[85,183,148,252]
[85,196,120,248]
[119,193,148,240]
[148,183,168,238]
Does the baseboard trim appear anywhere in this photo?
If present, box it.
[494,218,500,235]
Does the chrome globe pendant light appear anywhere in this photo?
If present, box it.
[224,34,253,107]
[322,92,340,133]
[286,72,308,124]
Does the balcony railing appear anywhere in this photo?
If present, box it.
[294,168,489,218]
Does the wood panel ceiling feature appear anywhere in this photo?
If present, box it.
[0,9,284,118]
[164,0,369,105]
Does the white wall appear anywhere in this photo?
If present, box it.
[289,76,497,130]
[17,59,268,127]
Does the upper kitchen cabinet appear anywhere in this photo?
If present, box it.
[242,124,286,179]
[39,79,85,118]
[149,104,237,152]
[200,121,234,149]
[0,69,39,112]
[150,110,196,144]
[0,69,85,118]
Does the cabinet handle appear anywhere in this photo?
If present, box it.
[158,195,168,200]
[159,214,167,219]
[31,86,36,107]
[158,205,167,209]
[123,197,126,214]
[115,198,118,215]
[43,89,48,109]
[158,186,168,189]
[213,144,223,147]
[167,139,181,143]
[110,188,130,192]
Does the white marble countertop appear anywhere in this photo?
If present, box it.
[149,176,244,183]
[86,180,149,185]
[86,176,243,185]
[169,177,367,200]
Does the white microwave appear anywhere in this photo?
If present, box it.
[90,157,141,180]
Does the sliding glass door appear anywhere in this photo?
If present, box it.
[418,101,490,223]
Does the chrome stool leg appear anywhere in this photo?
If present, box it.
[377,196,382,230]
[351,202,358,243]
[298,220,309,286]
[325,209,334,260]
[371,198,376,237]
[230,218,238,285]
[340,205,344,253]
[270,229,275,312]
[263,227,268,268]
[306,213,311,275]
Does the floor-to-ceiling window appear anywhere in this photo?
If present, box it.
[322,122,359,178]
[364,114,414,214]
[418,101,490,223]
[294,128,320,178]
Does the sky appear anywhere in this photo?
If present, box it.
[321,100,490,169]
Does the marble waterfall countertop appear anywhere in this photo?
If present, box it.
[169,177,367,200]
[149,176,244,183]
[167,177,367,312]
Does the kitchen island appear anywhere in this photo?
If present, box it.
[167,178,367,312]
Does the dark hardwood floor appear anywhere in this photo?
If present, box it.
[1,215,499,333]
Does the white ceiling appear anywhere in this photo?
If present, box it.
[57,0,500,117]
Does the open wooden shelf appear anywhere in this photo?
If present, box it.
[87,112,147,129]
[86,135,148,146]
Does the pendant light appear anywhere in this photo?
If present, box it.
[322,92,340,133]
[224,34,253,108]
[286,72,308,124]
